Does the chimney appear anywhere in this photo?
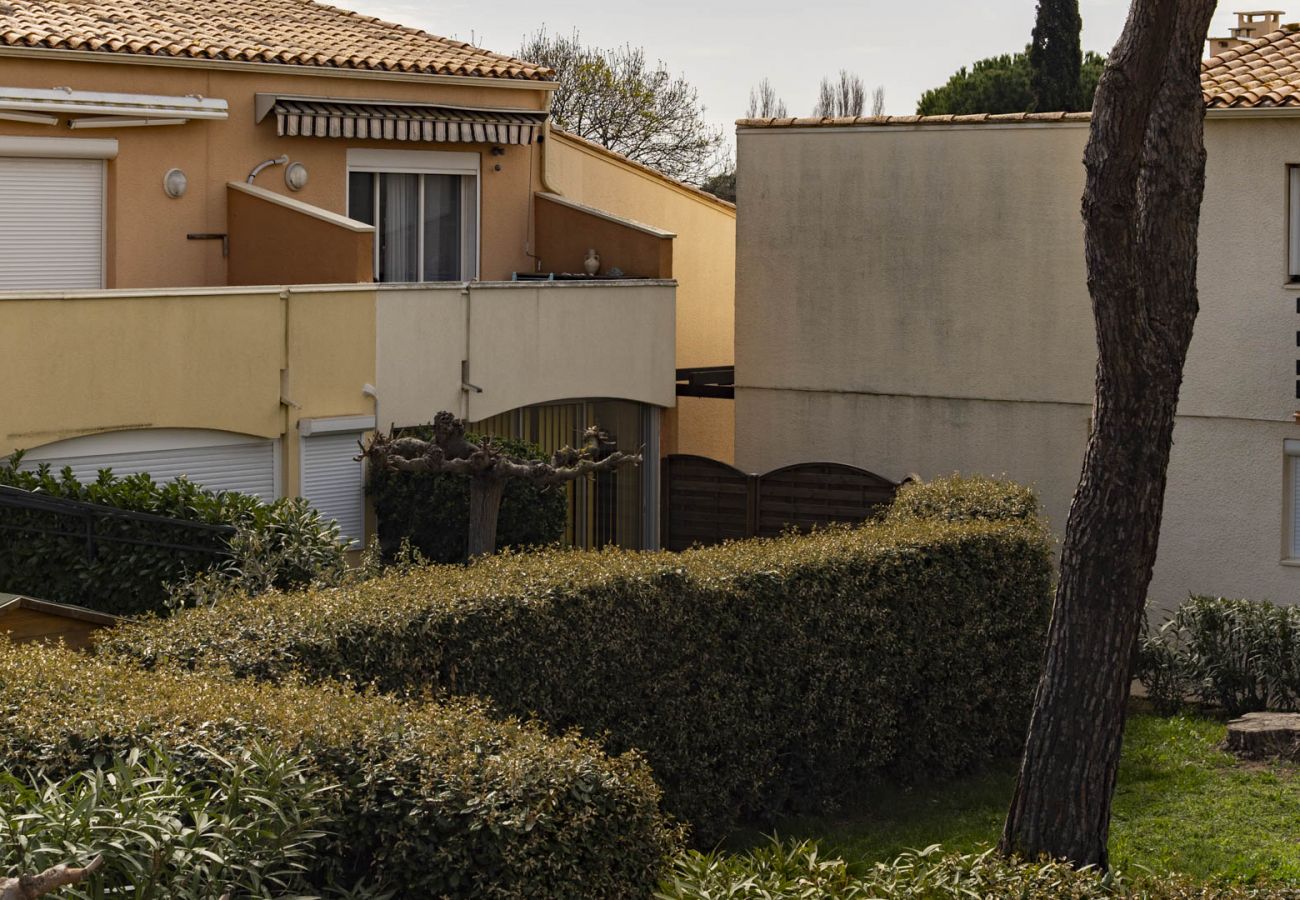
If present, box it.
[1208,10,1289,55]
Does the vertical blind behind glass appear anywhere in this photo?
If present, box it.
[348,171,462,282]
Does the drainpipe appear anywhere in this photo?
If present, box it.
[538,120,562,195]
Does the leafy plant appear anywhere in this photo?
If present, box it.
[1138,596,1300,716]
[104,477,1054,843]
[0,742,333,899]
[0,453,345,615]
[0,639,676,898]
[657,840,1281,899]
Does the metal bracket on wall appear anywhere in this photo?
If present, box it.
[187,232,229,257]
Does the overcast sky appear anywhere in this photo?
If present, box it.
[346,1,1246,147]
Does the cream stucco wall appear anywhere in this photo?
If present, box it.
[735,115,1300,610]
[375,280,677,428]
[546,131,736,461]
[0,51,552,287]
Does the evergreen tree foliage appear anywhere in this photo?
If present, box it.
[917,50,1104,115]
[1030,0,1084,111]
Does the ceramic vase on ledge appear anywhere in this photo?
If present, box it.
[584,248,601,276]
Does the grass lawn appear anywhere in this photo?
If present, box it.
[737,710,1300,886]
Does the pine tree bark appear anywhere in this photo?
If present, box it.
[998,0,1217,869]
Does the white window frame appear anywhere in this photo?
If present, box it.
[1288,166,1300,282]
[1287,440,1300,562]
[345,148,480,283]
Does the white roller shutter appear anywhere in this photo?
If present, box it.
[0,157,104,290]
[301,432,365,547]
[22,435,277,500]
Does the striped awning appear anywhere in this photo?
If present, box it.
[268,98,546,145]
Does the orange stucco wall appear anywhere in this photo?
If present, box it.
[0,52,551,288]
[226,184,374,286]
[533,194,672,278]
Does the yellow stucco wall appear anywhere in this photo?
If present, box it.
[734,115,1300,611]
[0,289,286,449]
[0,284,377,500]
[0,52,552,287]
[546,130,736,462]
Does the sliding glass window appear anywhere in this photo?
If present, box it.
[347,162,475,282]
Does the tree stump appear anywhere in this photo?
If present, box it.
[1225,713,1300,759]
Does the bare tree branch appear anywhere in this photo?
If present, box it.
[519,28,724,183]
[813,70,867,117]
[747,78,788,118]
[362,413,643,558]
[1,855,103,900]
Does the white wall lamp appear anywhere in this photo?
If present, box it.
[285,161,309,191]
[162,168,188,198]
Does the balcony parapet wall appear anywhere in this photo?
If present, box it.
[226,182,374,287]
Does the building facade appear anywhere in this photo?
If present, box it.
[735,28,1300,608]
[0,0,676,549]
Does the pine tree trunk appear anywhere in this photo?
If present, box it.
[998,0,1217,869]
[467,477,507,559]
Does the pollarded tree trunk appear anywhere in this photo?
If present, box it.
[363,412,641,560]
[467,477,508,558]
[998,0,1217,869]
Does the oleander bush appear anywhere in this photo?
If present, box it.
[366,429,567,563]
[0,453,345,616]
[0,742,335,899]
[1138,595,1300,716]
[657,841,1280,900]
[103,477,1054,842]
[0,639,676,898]
[885,474,1043,526]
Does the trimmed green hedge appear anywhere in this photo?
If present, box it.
[886,474,1043,525]
[367,430,567,563]
[0,455,344,615]
[103,478,1053,841]
[0,639,676,898]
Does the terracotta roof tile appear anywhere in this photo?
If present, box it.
[736,111,1092,128]
[1202,26,1300,107]
[0,0,553,80]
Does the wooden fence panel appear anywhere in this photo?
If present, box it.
[756,463,899,537]
[661,456,902,550]
[661,455,753,551]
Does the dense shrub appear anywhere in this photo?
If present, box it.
[104,480,1053,841]
[658,841,1281,899]
[885,474,1043,526]
[0,639,676,898]
[0,743,335,899]
[1138,596,1300,716]
[0,454,344,615]
[366,429,567,562]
